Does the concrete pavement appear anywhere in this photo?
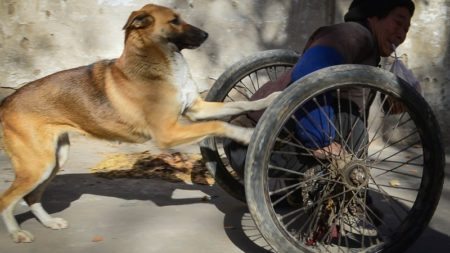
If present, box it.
[0,134,449,253]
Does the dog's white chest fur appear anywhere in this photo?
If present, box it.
[170,52,199,113]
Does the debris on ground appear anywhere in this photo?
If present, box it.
[91,235,104,242]
[389,179,401,187]
[90,151,214,185]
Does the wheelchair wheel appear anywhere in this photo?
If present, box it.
[245,65,444,252]
[200,49,298,202]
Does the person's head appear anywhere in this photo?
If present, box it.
[344,0,415,57]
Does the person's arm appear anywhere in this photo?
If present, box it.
[291,23,374,151]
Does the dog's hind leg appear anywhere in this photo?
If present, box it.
[0,128,62,243]
[24,133,70,231]
[184,92,281,121]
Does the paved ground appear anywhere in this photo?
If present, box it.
[0,134,449,253]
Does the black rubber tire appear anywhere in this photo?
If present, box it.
[245,65,445,252]
[200,49,299,202]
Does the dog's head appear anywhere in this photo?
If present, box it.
[123,4,208,51]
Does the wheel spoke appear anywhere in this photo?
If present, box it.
[369,164,421,179]
[371,154,423,179]
[367,174,410,219]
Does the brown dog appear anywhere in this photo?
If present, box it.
[0,4,279,243]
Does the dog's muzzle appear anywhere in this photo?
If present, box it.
[169,24,208,51]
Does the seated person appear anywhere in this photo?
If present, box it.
[224,0,414,172]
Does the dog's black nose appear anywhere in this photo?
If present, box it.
[202,31,209,40]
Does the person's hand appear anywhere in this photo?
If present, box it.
[312,142,346,160]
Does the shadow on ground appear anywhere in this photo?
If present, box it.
[14,173,272,253]
[12,170,450,253]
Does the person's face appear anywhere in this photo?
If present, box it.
[368,6,412,57]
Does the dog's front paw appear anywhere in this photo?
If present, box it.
[235,127,254,145]
[11,229,34,243]
[42,217,69,230]
[225,124,254,145]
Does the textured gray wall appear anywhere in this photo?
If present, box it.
[0,0,334,89]
[0,0,448,148]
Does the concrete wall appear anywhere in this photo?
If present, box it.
[0,0,449,146]
[0,0,333,91]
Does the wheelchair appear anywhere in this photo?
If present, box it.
[200,49,444,252]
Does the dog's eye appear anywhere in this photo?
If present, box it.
[169,17,180,25]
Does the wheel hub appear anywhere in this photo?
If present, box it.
[341,160,370,189]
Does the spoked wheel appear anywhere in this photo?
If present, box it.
[200,49,298,202]
[245,65,444,252]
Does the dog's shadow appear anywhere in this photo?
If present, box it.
[14,155,273,253]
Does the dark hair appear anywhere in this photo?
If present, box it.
[344,0,415,22]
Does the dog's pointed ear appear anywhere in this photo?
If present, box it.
[123,11,154,30]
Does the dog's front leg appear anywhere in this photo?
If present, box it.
[184,91,281,121]
[153,120,253,148]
